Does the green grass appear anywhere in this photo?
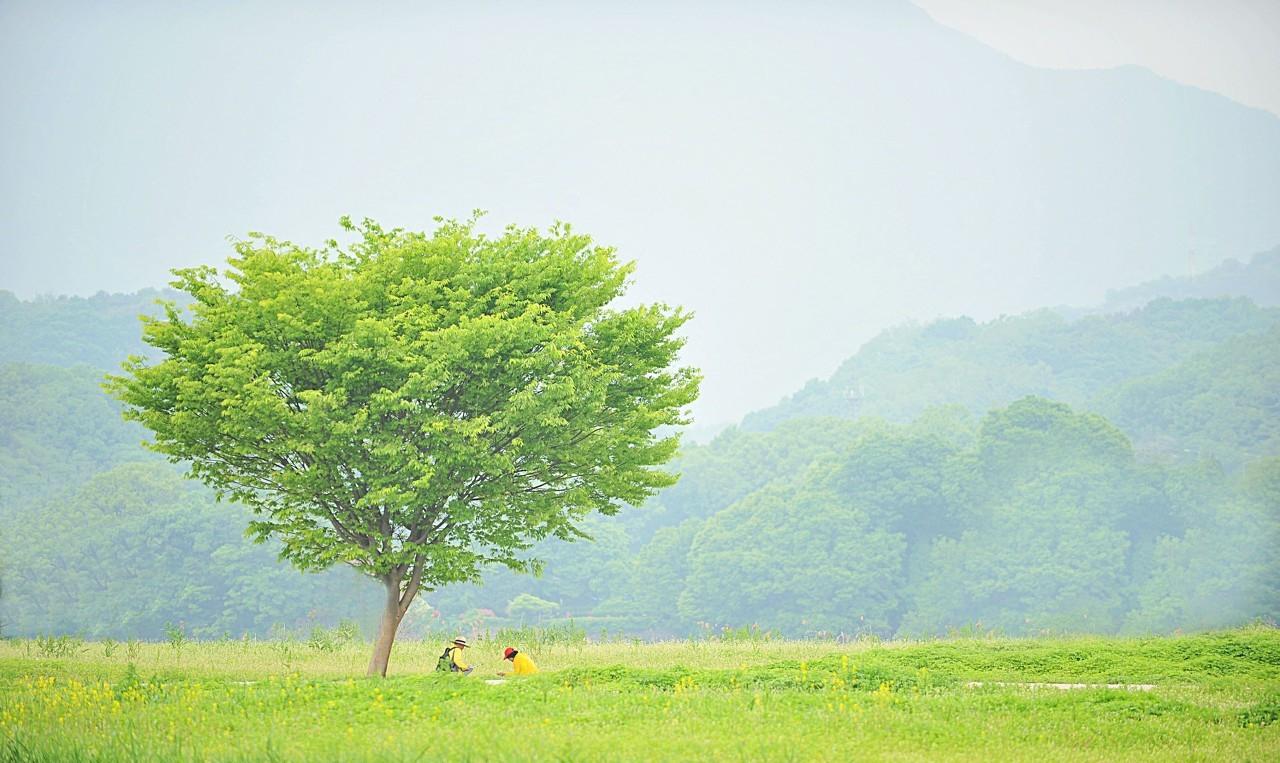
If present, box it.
[2,627,1278,761]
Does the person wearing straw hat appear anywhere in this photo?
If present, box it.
[497,647,539,676]
[435,637,474,674]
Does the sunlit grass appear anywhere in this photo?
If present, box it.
[1,627,1277,761]
[0,632,916,680]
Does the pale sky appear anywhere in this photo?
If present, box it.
[2,1,1279,432]
[914,0,1280,117]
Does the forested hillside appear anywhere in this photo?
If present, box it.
[1097,327,1280,466]
[0,289,183,369]
[448,400,1278,637]
[743,297,1278,454]
[1,256,1277,639]
[0,364,150,506]
[0,293,378,639]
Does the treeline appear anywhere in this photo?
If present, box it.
[0,350,377,639]
[1,258,1278,639]
[434,291,1280,635]
[1,461,377,638]
[743,296,1279,468]
[0,289,184,369]
[439,401,1279,637]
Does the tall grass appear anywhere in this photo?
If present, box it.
[1,626,1276,761]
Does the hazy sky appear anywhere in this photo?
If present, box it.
[2,1,1279,431]
[914,0,1280,117]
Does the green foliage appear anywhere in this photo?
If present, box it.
[1124,458,1280,633]
[106,217,699,605]
[744,297,1279,445]
[974,397,1133,489]
[0,462,376,639]
[334,619,363,643]
[629,417,879,543]
[611,518,704,632]
[163,622,187,653]
[1097,328,1280,467]
[515,518,631,613]
[2,272,1275,645]
[904,401,1144,637]
[679,473,908,635]
[492,620,589,650]
[33,634,84,659]
[306,625,342,653]
[1238,695,1280,728]
[0,289,182,370]
[671,397,1274,638]
[505,593,559,624]
[0,364,154,509]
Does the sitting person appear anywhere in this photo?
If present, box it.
[436,637,473,674]
[498,646,539,676]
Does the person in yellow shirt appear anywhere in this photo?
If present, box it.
[499,646,538,676]
[439,637,473,674]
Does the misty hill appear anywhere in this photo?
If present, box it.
[1,461,377,639]
[0,364,153,507]
[743,297,1280,445]
[2,285,1276,638]
[0,289,181,369]
[1092,245,1280,314]
[1097,327,1280,467]
[447,398,1279,638]
[5,0,1280,424]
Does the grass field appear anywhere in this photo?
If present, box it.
[2,627,1278,761]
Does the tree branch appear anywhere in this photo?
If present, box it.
[398,555,426,618]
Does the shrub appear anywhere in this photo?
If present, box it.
[34,634,84,658]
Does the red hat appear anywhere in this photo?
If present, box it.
[503,647,517,660]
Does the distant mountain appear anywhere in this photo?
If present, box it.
[0,289,183,370]
[1096,327,1280,466]
[5,0,1280,424]
[3,259,1276,639]
[742,297,1279,454]
[1095,246,1280,314]
[742,242,1280,440]
[0,364,153,508]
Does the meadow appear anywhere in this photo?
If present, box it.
[1,626,1277,762]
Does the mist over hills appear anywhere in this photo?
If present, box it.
[4,0,1280,425]
[4,0,1279,639]
[1094,245,1280,315]
[0,289,181,370]
[743,296,1279,440]
[1,242,1276,639]
[740,246,1278,433]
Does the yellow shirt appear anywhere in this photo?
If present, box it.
[511,652,539,675]
[451,648,470,671]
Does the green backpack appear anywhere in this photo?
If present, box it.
[435,646,457,673]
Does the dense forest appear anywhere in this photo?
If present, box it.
[1,252,1277,639]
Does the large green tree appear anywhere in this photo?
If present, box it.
[108,217,699,675]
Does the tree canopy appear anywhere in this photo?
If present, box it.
[106,217,699,674]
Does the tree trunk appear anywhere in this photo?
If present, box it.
[366,563,426,677]
[367,576,403,677]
